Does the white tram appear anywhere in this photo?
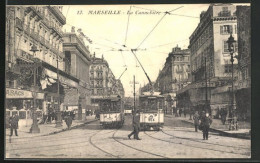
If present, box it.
[139,91,165,131]
[99,95,125,128]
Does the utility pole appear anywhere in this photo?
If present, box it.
[205,57,208,113]
[56,56,62,127]
[134,75,136,113]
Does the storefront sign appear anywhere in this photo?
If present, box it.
[6,88,32,99]
[6,88,44,99]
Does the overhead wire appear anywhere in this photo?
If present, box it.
[124,6,132,46]
[135,6,183,49]
[136,12,167,49]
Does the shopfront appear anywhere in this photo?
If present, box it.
[5,88,44,127]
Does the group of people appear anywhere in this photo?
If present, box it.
[175,108,187,117]
[193,110,212,140]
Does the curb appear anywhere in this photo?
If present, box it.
[181,120,251,140]
[42,119,98,136]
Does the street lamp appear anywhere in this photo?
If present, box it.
[227,33,238,130]
[29,44,40,133]
[55,53,62,127]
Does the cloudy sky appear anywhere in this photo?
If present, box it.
[59,4,246,97]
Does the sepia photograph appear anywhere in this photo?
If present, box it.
[5,2,251,159]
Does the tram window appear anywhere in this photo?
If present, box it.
[148,99,157,110]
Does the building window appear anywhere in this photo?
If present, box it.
[224,64,232,73]
[218,7,231,17]
[220,25,233,35]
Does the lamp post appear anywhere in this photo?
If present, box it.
[29,44,40,133]
[227,33,238,130]
[55,54,62,127]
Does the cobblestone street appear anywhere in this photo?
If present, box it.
[5,115,251,159]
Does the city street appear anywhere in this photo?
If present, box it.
[6,115,251,159]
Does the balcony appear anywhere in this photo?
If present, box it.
[47,6,66,25]
[30,6,44,20]
[39,36,45,45]
[16,49,33,62]
[218,11,231,17]
[176,69,183,74]
[24,25,30,35]
[49,21,63,37]
[42,17,50,27]
[15,17,23,30]
[30,29,40,42]
[45,40,50,49]
[50,45,59,55]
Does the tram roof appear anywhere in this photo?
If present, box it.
[139,92,164,98]
[93,95,121,101]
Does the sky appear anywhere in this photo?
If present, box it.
[59,4,247,97]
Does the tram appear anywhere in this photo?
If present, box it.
[139,91,165,131]
[124,103,133,115]
[99,95,125,128]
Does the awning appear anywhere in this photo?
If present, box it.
[211,85,231,94]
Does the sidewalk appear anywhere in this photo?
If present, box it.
[165,114,251,139]
[5,115,98,141]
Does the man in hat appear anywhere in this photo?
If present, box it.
[200,112,212,140]
[193,111,200,132]
[128,110,141,140]
[9,113,19,136]
[65,113,73,130]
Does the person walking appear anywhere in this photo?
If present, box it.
[179,108,182,117]
[65,113,73,130]
[220,108,227,125]
[128,110,141,140]
[193,111,200,132]
[9,113,19,136]
[176,109,180,117]
[200,112,212,140]
[184,108,187,118]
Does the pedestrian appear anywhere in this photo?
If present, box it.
[184,109,187,118]
[200,112,212,140]
[128,110,141,140]
[65,113,73,130]
[179,108,182,117]
[220,108,227,125]
[9,113,19,136]
[193,111,200,132]
[176,109,179,117]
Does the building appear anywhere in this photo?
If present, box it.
[177,3,239,117]
[5,6,68,127]
[89,55,125,107]
[62,28,92,121]
[234,5,251,120]
[153,46,191,114]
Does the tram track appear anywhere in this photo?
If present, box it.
[89,130,119,158]
[144,130,250,157]
[111,129,168,158]
[6,129,116,157]
[161,129,250,150]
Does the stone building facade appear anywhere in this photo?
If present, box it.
[153,46,191,114]
[234,6,251,120]
[62,30,92,121]
[177,3,239,117]
[89,55,125,107]
[5,6,68,127]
